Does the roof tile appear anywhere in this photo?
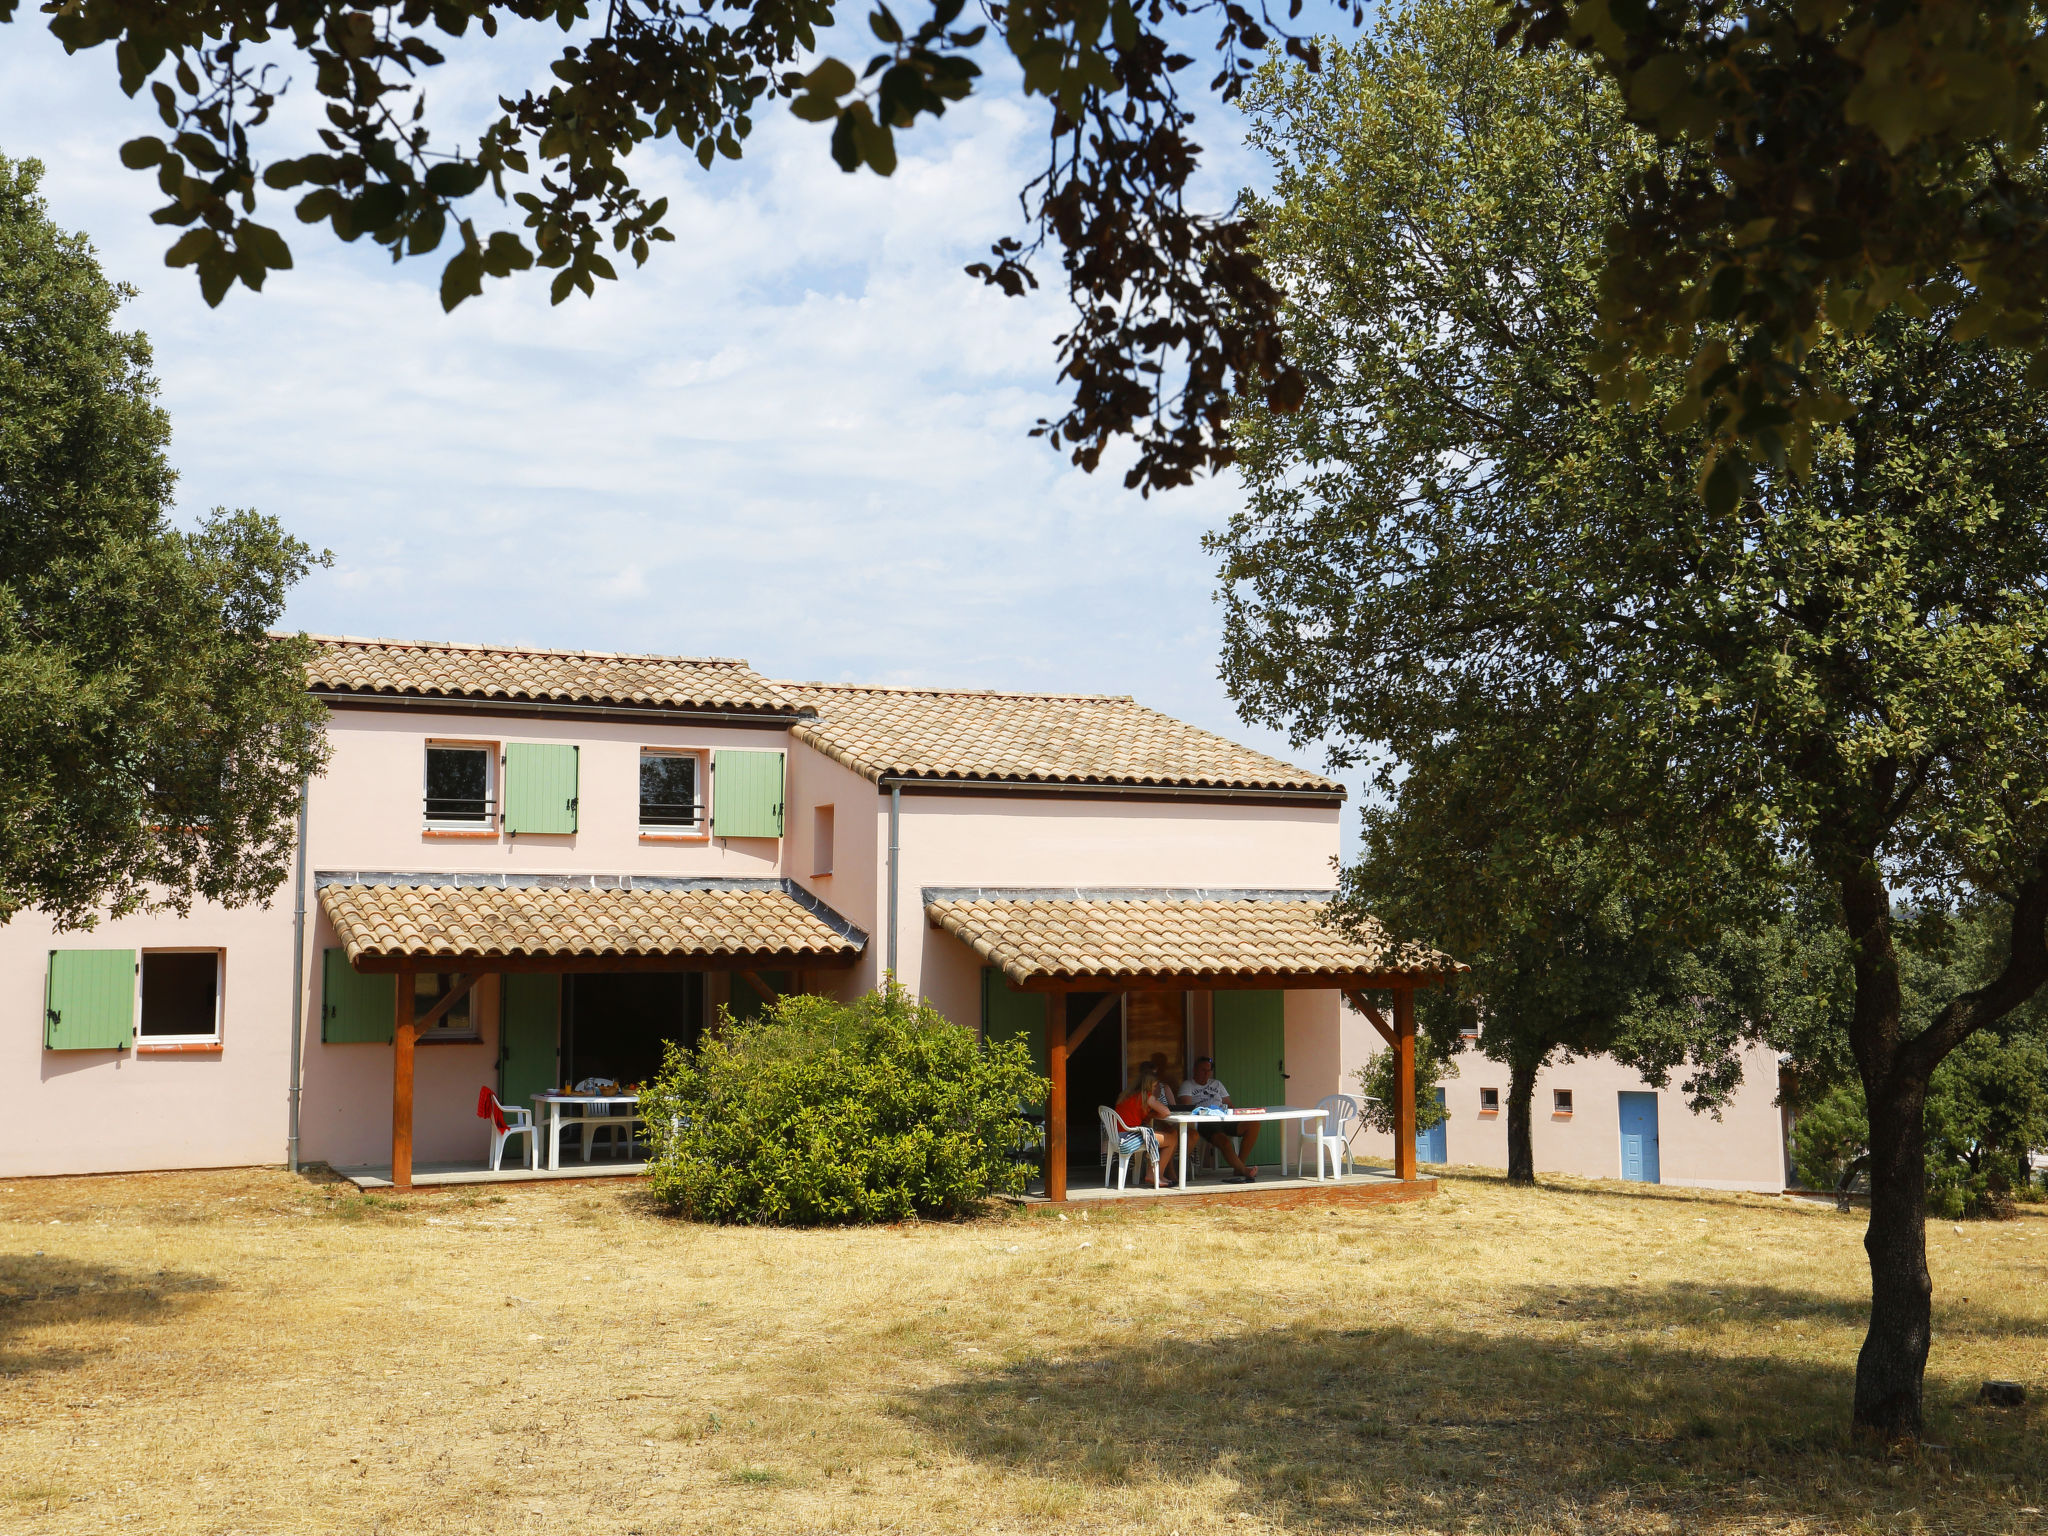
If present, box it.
[305,636,799,715]
[321,883,863,964]
[925,897,1458,988]
[783,683,1337,792]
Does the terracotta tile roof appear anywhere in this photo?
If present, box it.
[781,683,1339,792]
[925,897,1458,988]
[320,881,864,965]
[304,636,800,715]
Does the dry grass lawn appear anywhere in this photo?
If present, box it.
[1,1165,2044,1535]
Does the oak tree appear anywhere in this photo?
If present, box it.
[1216,0,2048,1443]
[0,153,330,929]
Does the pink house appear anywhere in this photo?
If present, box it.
[1,637,1787,1198]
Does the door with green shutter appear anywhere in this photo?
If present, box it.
[1211,990,1286,1165]
[504,743,579,834]
[982,967,1047,1072]
[711,750,784,837]
[44,950,136,1050]
[500,973,561,1109]
[321,948,396,1043]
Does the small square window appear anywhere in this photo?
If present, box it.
[1478,1087,1500,1112]
[425,744,494,826]
[640,750,702,830]
[415,972,480,1039]
[140,951,221,1042]
[1553,1089,1574,1114]
[813,804,835,876]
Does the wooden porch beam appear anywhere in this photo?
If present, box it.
[1064,993,1119,1055]
[350,950,862,975]
[392,961,416,1192]
[1343,989,1396,1047]
[414,971,484,1033]
[1017,970,1449,993]
[1393,984,1417,1184]
[1046,996,1068,1203]
[737,969,779,1006]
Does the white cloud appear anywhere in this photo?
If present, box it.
[0,18,1368,851]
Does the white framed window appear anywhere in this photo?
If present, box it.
[415,971,481,1041]
[425,741,496,828]
[1478,1086,1500,1113]
[813,803,835,876]
[639,748,706,834]
[1553,1088,1574,1115]
[139,950,222,1044]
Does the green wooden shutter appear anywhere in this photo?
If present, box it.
[982,966,1047,1072]
[505,743,579,834]
[500,973,561,1107]
[1211,990,1286,1165]
[44,950,136,1050]
[322,948,396,1043]
[712,750,784,838]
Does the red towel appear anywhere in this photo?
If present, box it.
[476,1085,507,1132]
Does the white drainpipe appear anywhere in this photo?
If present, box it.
[885,781,901,980]
[286,766,311,1174]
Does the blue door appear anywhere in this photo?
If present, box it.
[1416,1087,1448,1165]
[1618,1091,1661,1183]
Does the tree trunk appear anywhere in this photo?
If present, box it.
[1854,1071,1933,1439]
[1505,1053,1544,1186]
[1834,854,1930,1442]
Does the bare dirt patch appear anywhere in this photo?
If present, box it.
[0,1165,2042,1533]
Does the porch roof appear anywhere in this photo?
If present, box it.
[923,893,1460,991]
[319,879,866,972]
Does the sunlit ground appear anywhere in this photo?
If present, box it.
[2,1165,2042,1533]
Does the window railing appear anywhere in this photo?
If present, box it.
[639,800,703,828]
[425,796,496,824]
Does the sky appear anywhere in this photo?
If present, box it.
[0,17,1368,854]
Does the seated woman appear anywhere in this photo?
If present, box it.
[1114,1066,1179,1173]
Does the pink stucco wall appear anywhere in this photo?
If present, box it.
[0,900,296,1177]
[1343,1021,1788,1192]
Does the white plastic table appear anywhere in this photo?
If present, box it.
[1164,1106,1329,1189]
[530,1092,643,1170]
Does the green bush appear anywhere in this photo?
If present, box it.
[1355,1035,1458,1136]
[1791,1031,2048,1218]
[641,983,1047,1224]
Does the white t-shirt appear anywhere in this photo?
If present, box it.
[1179,1076,1230,1108]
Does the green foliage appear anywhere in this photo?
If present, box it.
[0,154,330,929]
[642,984,1046,1225]
[1219,0,2048,1434]
[12,0,1308,494]
[1500,0,2048,487]
[1793,1030,2048,1219]
[1353,1034,1456,1138]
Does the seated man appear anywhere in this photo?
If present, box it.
[1178,1056,1260,1182]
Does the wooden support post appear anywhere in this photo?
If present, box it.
[392,962,416,1192]
[1046,994,1068,1203]
[1393,984,1417,1183]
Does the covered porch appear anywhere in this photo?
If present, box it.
[926,891,1461,1203]
[318,876,869,1191]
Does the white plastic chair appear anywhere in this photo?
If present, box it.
[580,1101,636,1162]
[482,1090,534,1172]
[1096,1105,1160,1190]
[1306,1094,1362,1179]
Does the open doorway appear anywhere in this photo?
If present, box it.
[563,972,704,1087]
[1061,991,1123,1172]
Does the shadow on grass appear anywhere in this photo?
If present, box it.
[895,1286,2044,1530]
[0,1252,222,1375]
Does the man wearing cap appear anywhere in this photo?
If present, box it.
[1178,1056,1261,1182]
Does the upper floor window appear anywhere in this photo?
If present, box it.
[1478,1086,1500,1113]
[426,743,494,827]
[812,803,835,876]
[1553,1089,1575,1115]
[640,749,703,831]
